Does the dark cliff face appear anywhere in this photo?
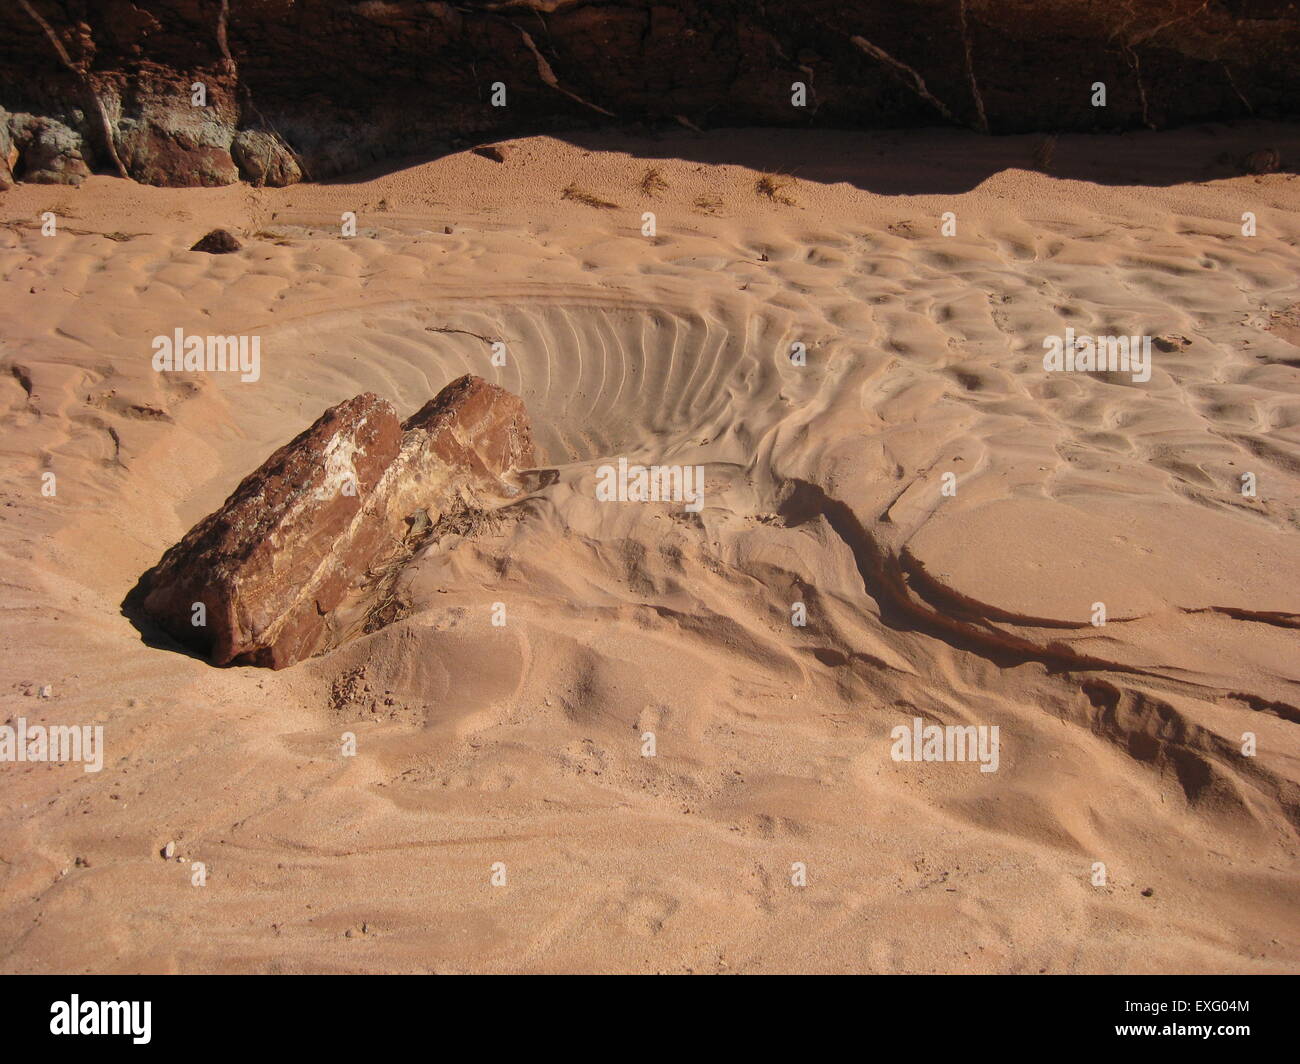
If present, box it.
[1,0,1297,188]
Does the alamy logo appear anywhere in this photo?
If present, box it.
[1042,327,1151,383]
[595,456,704,512]
[0,717,103,772]
[151,327,261,382]
[890,716,1000,773]
[50,996,151,1044]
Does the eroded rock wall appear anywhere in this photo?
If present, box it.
[1,1,1296,186]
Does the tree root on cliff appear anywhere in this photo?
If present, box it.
[18,0,130,180]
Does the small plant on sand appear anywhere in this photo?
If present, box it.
[693,195,723,214]
[253,229,293,245]
[1031,134,1058,173]
[755,172,797,206]
[562,183,618,209]
[361,501,511,634]
[639,166,668,197]
[1239,147,1280,175]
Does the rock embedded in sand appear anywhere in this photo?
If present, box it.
[141,376,534,668]
[190,229,242,254]
[143,392,402,667]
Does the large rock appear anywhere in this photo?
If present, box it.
[142,376,534,668]
[114,85,242,187]
[0,111,15,190]
[119,123,239,187]
[9,115,91,185]
[142,393,402,667]
[231,128,303,187]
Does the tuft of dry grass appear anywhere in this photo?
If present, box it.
[253,229,293,245]
[1239,147,1281,175]
[562,183,618,209]
[639,166,668,197]
[755,172,797,206]
[360,501,512,634]
[429,502,503,540]
[692,195,723,214]
[1031,134,1058,173]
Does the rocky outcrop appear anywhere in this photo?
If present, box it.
[6,113,91,185]
[0,1,1296,188]
[231,128,303,187]
[141,376,534,668]
[117,118,240,187]
[0,117,16,190]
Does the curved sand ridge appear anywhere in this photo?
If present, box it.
[0,126,1297,973]
[257,291,800,469]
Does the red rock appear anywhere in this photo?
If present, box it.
[121,127,240,187]
[401,373,535,491]
[142,376,534,668]
[143,393,402,667]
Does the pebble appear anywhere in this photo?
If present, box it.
[162,841,176,859]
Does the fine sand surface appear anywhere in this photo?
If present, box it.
[0,124,1297,973]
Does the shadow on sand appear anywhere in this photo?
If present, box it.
[317,119,1299,196]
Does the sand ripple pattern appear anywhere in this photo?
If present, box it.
[258,293,800,469]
